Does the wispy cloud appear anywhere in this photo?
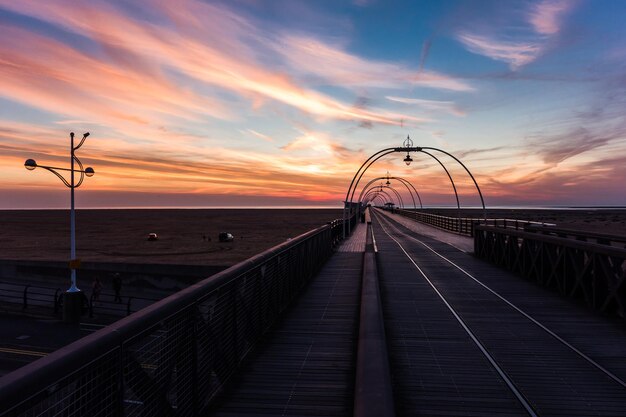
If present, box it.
[456,0,578,70]
[529,0,575,35]
[276,35,474,92]
[457,34,541,70]
[386,96,465,116]
[244,129,274,143]
[0,0,425,128]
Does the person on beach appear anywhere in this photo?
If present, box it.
[112,273,122,303]
[92,277,102,302]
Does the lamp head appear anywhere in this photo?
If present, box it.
[24,159,37,170]
[403,153,413,166]
[84,167,95,177]
[83,132,90,138]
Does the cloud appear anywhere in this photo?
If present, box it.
[281,130,351,157]
[529,0,575,35]
[244,129,274,142]
[385,96,465,116]
[457,33,541,70]
[276,35,474,92]
[0,0,422,127]
[456,0,578,70]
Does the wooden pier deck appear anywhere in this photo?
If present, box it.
[208,210,626,417]
[336,222,367,253]
[373,211,626,416]
[210,238,364,416]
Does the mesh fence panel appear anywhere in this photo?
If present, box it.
[4,348,121,417]
[0,222,340,417]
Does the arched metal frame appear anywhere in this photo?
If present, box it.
[420,150,460,215]
[343,143,486,237]
[362,190,391,207]
[362,192,386,207]
[368,194,386,206]
[363,185,404,209]
[357,176,422,209]
[363,189,395,206]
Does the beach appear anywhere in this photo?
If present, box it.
[1,208,625,268]
[0,209,342,266]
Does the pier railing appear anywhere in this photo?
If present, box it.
[0,280,161,320]
[0,218,346,417]
[475,225,626,319]
[394,209,553,237]
[523,225,626,248]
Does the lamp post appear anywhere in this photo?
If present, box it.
[24,132,95,322]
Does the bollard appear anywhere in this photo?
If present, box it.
[62,291,83,323]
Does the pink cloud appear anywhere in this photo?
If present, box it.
[529,0,575,35]
[456,0,578,70]
[0,0,424,127]
[457,33,541,70]
[277,35,474,92]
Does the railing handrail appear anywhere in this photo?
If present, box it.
[523,224,626,245]
[396,209,555,227]
[475,225,626,257]
[0,220,337,413]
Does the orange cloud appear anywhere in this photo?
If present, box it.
[0,0,422,127]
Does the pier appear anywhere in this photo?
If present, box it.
[1,209,626,416]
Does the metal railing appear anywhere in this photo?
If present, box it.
[0,219,346,417]
[523,225,626,248]
[0,280,161,319]
[394,209,554,237]
[475,225,626,319]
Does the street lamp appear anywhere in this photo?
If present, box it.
[403,136,413,166]
[24,132,95,322]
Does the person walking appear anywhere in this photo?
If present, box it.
[112,273,122,303]
[92,277,102,303]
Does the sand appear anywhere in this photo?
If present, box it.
[0,209,342,266]
[1,208,624,267]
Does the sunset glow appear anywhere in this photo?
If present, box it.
[1,0,625,208]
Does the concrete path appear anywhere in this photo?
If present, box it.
[374,208,473,252]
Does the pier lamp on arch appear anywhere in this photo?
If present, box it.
[24,132,95,323]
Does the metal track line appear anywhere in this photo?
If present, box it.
[376,215,538,417]
[378,212,626,390]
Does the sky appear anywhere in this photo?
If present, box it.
[0,0,625,209]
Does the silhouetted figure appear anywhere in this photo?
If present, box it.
[92,277,102,302]
[112,273,122,303]
[202,234,207,242]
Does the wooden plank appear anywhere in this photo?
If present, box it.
[209,252,362,417]
[375,214,626,417]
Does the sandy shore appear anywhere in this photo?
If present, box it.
[0,209,342,266]
[1,208,624,267]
